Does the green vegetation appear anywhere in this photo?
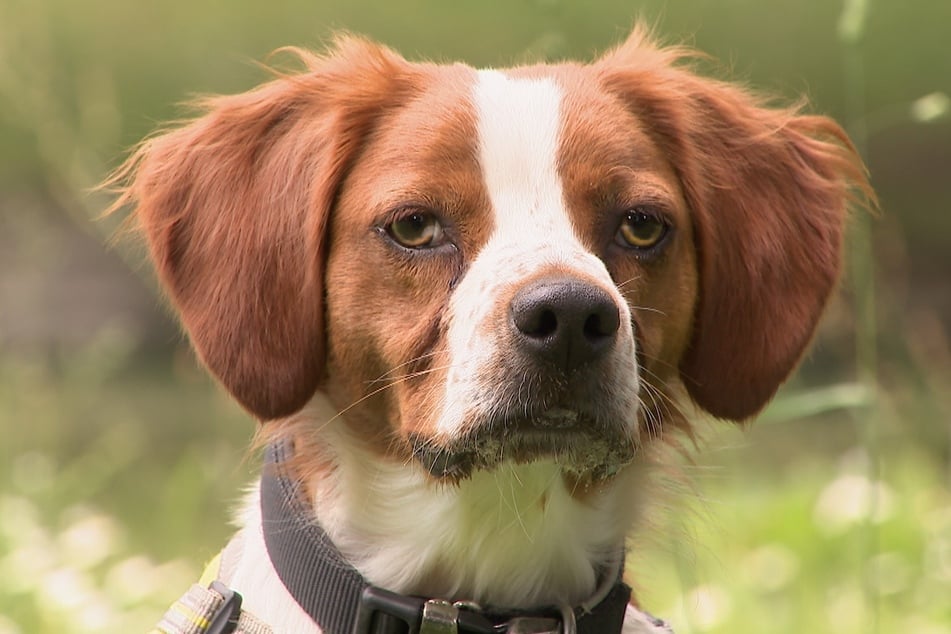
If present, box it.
[0,339,253,632]
[3,344,949,633]
[1,0,948,632]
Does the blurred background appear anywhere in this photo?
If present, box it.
[1,0,948,632]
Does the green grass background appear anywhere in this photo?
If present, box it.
[1,0,950,632]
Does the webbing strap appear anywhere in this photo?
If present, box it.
[153,583,272,634]
[260,441,368,633]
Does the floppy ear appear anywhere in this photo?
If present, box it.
[107,38,413,421]
[599,28,874,421]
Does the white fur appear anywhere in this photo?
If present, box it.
[225,462,660,633]
[217,70,658,632]
[437,70,640,439]
[301,394,642,608]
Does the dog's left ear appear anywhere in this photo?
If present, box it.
[107,38,415,421]
[598,28,874,421]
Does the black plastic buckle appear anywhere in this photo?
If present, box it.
[354,586,498,634]
[207,581,243,634]
[354,586,422,634]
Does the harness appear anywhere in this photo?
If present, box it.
[153,443,674,634]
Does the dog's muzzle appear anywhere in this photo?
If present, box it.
[413,275,636,482]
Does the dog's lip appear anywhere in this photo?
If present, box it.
[537,407,580,428]
[409,409,635,482]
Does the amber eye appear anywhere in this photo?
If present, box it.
[387,211,446,249]
[616,210,668,250]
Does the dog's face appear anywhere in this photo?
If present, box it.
[111,29,869,491]
[324,65,698,484]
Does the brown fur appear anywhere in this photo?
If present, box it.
[106,37,422,421]
[106,27,873,474]
[103,27,877,619]
[597,28,875,420]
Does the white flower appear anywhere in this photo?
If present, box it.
[813,474,896,534]
[684,584,732,630]
[57,510,123,570]
[911,92,950,123]
[741,544,801,592]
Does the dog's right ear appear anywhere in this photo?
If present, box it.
[106,38,414,421]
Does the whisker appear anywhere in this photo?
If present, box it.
[365,350,443,385]
[615,276,642,290]
[641,376,684,421]
[629,304,668,317]
[315,361,458,432]
[509,467,532,541]
[638,349,680,377]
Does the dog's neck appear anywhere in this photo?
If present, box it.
[289,394,643,609]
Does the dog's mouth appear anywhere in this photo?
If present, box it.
[409,409,636,483]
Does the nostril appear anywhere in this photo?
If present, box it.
[584,313,606,340]
[534,309,558,338]
[512,300,559,339]
[584,304,620,341]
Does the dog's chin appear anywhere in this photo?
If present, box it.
[409,410,637,485]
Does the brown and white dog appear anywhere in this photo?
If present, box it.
[110,26,871,634]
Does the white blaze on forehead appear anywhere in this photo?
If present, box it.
[471,70,613,278]
[434,70,636,437]
[473,70,572,242]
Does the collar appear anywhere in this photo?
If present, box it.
[260,440,642,634]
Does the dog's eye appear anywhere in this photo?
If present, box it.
[387,211,446,249]
[616,210,668,250]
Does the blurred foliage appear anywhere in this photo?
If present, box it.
[0,331,255,631]
[1,0,949,632]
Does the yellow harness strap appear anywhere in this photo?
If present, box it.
[151,548,271,634]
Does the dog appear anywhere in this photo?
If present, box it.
[109,26,872,634]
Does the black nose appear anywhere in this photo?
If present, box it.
[510,277,621,372]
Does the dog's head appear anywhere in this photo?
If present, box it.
[110,28,870,486]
